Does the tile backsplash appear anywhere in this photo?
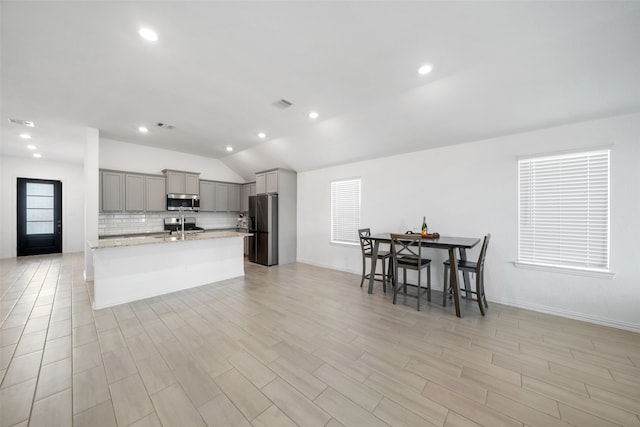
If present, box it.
[99,211,240,236]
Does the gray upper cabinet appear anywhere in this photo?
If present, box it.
[228,184,241,212]
[215,183,228,211]
[241,183,251,212]
[166,171,186,194]
[163,169,200,195]
[125,174,145,212]
[256,170,280,194]
[145,176,166,211]
[255,173,266,195]
[101,170,166,213]
[101,171,124,212]
[266,171,278,193]
[199,181,216,212]
[186,174,199,194]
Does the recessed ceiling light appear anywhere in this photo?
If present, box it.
[139,28,158,42]
[20,133,31,139]
[309,111,319,119]
[258,132,266,139]
[27,145,36,150]
[418,64,433,75]
[138,126,149,133]
[33,153,42,158]
[226,146,233,152]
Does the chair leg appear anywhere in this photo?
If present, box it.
[392,265,399,305]
[427,264,431,302]
[442,265,448,306]
[417,269,421,311]
[476,272,485,316]
[360,256,366,288]
[481,270,488,308]
[403,269,407,295]
[381,258,387,294]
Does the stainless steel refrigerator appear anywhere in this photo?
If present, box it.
[248,194,278,266]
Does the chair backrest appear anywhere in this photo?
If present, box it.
[358,228,372,254]
[390,233,423,262]
[476,234,491,271]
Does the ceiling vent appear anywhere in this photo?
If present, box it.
[156,122,176,130]
[272,99,293,109]
[9,118,35,127]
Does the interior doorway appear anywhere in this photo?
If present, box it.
[17,178,62,256]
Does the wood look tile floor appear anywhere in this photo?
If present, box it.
[1,253,640,427]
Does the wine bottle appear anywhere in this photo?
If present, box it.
[421,216,428,237]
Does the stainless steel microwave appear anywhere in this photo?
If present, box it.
[166,194,200,211]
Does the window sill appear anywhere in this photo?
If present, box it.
[330,241,359,248]
[513,262,615,279]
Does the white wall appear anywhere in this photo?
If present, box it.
[100,139,246,182]
[84,128,99,280]
[0,155,85,258]
[297,113,640,331]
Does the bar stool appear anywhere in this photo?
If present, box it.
[358,228,392,292]
[443,234,491,315]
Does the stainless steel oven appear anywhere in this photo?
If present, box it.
[166,194,200,211]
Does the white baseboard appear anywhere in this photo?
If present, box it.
[490,297,640,333]
[296,259,360,275]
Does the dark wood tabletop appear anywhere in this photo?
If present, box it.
[369,233,480,249]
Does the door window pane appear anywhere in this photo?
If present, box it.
[27,195,54,209]
[26,183,54,235]
[26,183,54,196]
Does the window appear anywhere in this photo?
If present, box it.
[518,149,610,272]
[331,178,361,244]
[26,182,55,234]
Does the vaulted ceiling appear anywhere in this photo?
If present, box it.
[2,1,640,180]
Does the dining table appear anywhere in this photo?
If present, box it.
[367,233,481,318]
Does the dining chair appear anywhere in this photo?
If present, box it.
[442,234,491,315]
[389,233,432,311]
[358,228,392,292]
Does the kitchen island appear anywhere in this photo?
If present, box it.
[90,231,249,309]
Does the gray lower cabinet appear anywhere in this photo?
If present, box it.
[228,184,241,212]
[101,171,124,212]
[215,183,228,212]
[125,174,145,211]
[199,181,216,211]
[145,176,166,211]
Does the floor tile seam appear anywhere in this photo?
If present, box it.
[584,383,640,416]
[25,261,64,424]
[0,263,44,329]
[71,278,114,421]
[312,385,391,426]
[197,375,258,425]
[0,263,33,303]
[367,377,446,426]
[484,390,558,426]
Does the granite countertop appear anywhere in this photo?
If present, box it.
[91,230,251,250]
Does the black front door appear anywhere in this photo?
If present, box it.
[17,178,62,256]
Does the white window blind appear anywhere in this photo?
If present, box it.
[331,178,361,244]
[518,149,610,272]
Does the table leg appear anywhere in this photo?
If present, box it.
[449,247,463,318]
[459,248,472,297]
[367,240,379,294]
